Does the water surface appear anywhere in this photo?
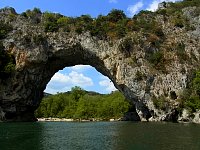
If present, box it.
[0,122,200,150]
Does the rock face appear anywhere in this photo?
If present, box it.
[1,5,200,122]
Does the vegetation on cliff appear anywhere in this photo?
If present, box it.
[35,86,131,120]
[0,22,15,78]
[178,70,200,113]
[152,70,200,115]
[16,0,199,73]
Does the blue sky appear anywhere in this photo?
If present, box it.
[0,0,181,94]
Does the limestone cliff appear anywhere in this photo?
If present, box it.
[1,1,200,122]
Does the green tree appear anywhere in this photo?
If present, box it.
[71,86,86,101]
[193,71,200,96]
[107,9,126,22]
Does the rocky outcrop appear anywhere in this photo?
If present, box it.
[1,3,200,122]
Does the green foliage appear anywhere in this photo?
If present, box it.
[17,0,200,39]
[43,12,61,32]
[146,50,166,72]
[178,70,200,113]
[119,37,133,57]
[57,17,69,28]
[156,0,200,16]
[0,42,15,78]
[0,21,13,39]
[71,86,86,101]
[21,8,42,23]
[135,71,146,81]
[193,71,200,96]
[33,34,46,45]
[107,9,126,22]
[176,43,188,63]
[44,21,59,32]
[152,95,168,111]
[185,96,200,113]
[35,88,131,120]
[171,12,186,28]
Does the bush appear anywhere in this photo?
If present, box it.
[57,17,68,27]
[119,37,134,57]
[44,21,59,32]
[33,34,46,45]
[22,8,42,24]
[152,95,168,111]
[0,42,15,78]
[107,9,126,22]
[0,22,13,39]
[135,71,146,81]
[43,12,61,32]
[178,70,200,113]
[146,50,163,66]
[146,50,167,72]
[185,96,200,112]
[146,33,160,47]
[173,17,185,28]
[176,43,188,63]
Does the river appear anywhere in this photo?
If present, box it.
[0,122,200,150]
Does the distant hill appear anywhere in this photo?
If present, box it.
[43,92,52,97]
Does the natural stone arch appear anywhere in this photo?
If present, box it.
[1,7,194,122]
[0,28,151,121]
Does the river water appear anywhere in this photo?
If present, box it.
[0,121,200,150]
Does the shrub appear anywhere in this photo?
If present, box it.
[57,17,68,27]
[173,17,185,28]
[152,95,168,111]
[146,50,163,66]
[135,71,146,81]
[119,37,134,57]
[107,9,126,22]
[146,50,167,73]
[0,42,15,78]
[22,8,42,24]
[126,20,140,32]
[178,70,200,113]
[176,43,188,63]
[152,27,164,38]
[33,34,46,45]
[43,12,61,32]
[0,22,13,39]
[146,33,160,47]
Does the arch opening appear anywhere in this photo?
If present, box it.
[35,65,139,121]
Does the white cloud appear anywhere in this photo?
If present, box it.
[147,0,181,12]
[127,1,144,17]
[45,71,93,94]
[69,71,93,86]
[109,0,118,3]
[99,77,117,93]
[71,65,92,72]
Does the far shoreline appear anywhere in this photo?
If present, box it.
[37,117,122,122]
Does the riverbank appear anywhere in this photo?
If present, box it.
[37,118,121,122]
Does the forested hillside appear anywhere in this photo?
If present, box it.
[35,87,131,120]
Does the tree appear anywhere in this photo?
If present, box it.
[193,71,200,96]
[71,86,86,101]
[107,9,126,22]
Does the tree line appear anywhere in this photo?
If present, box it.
[35,86,131,120]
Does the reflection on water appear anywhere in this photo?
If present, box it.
[0,122,44,150]
[0,122,200,150]
[115,122,200,150]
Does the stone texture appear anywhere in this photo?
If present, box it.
[1,7,200,122]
